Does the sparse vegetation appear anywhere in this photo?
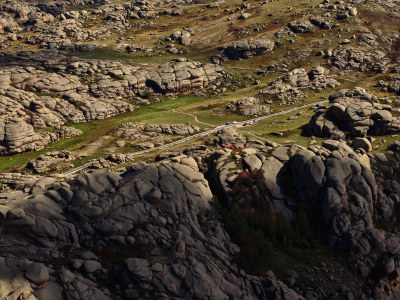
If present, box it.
[2,0,400,298]
[216,169,317,275]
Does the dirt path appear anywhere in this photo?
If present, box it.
[171,109,216,127]
[62,100,328,176]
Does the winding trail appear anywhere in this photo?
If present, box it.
[243,131,269,141]
[171,109,215,127]
[336,78,371,85]
[62,100,329,176]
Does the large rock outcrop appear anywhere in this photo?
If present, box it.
[308,88,400,138]
[0,117,82,155]
[0,51,225,155]
[258,66,339,105]
[326,48,390,73]
[288,20,316,34]
[27,150,73,173]
[285,141,400,285]
[216,97,272,117]
[208,129,400,294]
[146,58,225,95]
[218,37,275,60]
[0,160,303,300]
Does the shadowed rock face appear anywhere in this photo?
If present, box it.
[0,160,303,300]
[287,145,377,252]
[285,143,400,282]
[388,77,400,95]
[207,128,400,289]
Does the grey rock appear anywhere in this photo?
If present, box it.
[288,20,315,33]
[258,67,339,105]
[352,138,372,152]
[328,48,390,73]
[216,97,271,117]
[83,260,102,273]
[146,58,225,95]
[243,155,262,171]
[25,263,49,285]
[125,258,152,282]
[309,88,400,138]
[220,37,274,60]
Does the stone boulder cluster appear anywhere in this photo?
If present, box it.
[113,122,201,150]
[2,123,400,298]
[146,58,225,95]
[0,118,82,155]
[216,96,272,117]
[205,129,400,298]
[168,28,193,46]
[144,123,200,135]
[215,37,275,61]
[87,153,132,169]
[258,66,339,105]
[309,16,336,30]
[326,48,391,73]
[288,20,316,34]
[0,51,224,155]
[27,151,74,174]
[0,0,157,51]
[308,88,400,139]
[285,141,400,287]
[0,0,55,34]
[208,133,296,222]
[0,172,40,192]
[283,3,356,34]
[0,159,304,300]
[387,76,400,95]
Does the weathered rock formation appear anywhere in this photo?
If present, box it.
[146,58,225,94]
[216,96,272,117]
[112,122,201,150]
[207,129,400,296]
[258,66,339,105]
[0,160,304,300]
[308,88,400,138]
[27,151,73,173]
[144,123,200,135]
[0,52,224,155]
[309,16,336,30]
[388,77,400,95]
[218,37,274,60]
[326,48,390,73]
[288,20,315,34]
[0,117,82,155]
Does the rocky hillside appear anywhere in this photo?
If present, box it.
[2,0,400,299]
